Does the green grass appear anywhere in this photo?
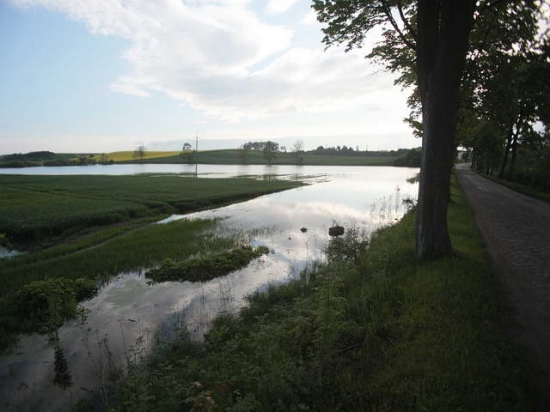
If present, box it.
[102,151,181,162]
[94,176,530,412]
[114,149,396,166]
[146,246,270,283]
[483,174,550,203]
[0,174,302,247]
[0,218,238,351]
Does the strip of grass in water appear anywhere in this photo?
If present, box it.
[93,176,530,412]
[146,246,269,283]
[0,218,237,351]
[0,219,230,297]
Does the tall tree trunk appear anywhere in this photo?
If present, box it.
[416,0,476,259]
[498,124,515,179]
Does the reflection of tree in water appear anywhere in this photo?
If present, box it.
[51,330,73,390]
[407,173,421,184]
[53,340,73,389]
[53,344,73,390]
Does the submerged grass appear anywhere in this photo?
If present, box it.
[0,218,237,351]
[93,176,530,412]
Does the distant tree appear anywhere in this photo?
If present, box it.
[263,141,279,165]
[133,145,146,160]
[180,142,194,163]
[292,140,305,165]
[99,153,109,164]
[238,144,251,165]
[393,148,422,167]
[243,141,267,150]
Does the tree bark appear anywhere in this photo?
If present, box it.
[498,124,514,178]
[416,0,476,259]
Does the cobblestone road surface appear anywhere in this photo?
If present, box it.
[456,165,550,411]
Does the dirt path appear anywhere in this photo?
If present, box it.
[456,165,550,411]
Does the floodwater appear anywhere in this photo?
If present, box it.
[0,165,419,411]
[0,247,21,259]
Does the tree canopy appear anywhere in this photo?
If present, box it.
[313,0,549,257]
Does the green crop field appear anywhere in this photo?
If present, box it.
[101,151,181,162]
[0,174,302,247]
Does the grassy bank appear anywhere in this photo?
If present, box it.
[0,174,302,248]
[112,149,396,166]
[482,174,550,203]
[88,176,530,412]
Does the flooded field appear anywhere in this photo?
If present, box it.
[0,166,419,411]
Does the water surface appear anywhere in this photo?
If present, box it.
[0,165,419,411]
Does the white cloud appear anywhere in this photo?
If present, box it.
[301,10,318,26]
[265,0,300,15]
[10,0,407,124]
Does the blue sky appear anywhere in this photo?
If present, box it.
[0,0,417,154]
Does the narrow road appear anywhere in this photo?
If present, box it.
[456,165,550,411]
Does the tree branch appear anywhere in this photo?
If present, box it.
[396,0,417,42]
[380,0,417,51]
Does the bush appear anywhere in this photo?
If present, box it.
[147,246,270,282]
[12,277,98,332]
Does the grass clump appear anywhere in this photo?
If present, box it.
[0,277,97,347]
[87,176,529,412]
[147,246,270,283]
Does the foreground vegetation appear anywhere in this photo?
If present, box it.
[0,174,302,248]
[0,218,236,351]
[81,177,529,412]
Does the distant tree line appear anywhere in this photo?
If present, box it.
[0,151,113,168]
[455,6,550,193]
[392,148,422,167]
[309,146,412,157]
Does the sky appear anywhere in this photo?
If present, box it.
[0,0,418,154]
